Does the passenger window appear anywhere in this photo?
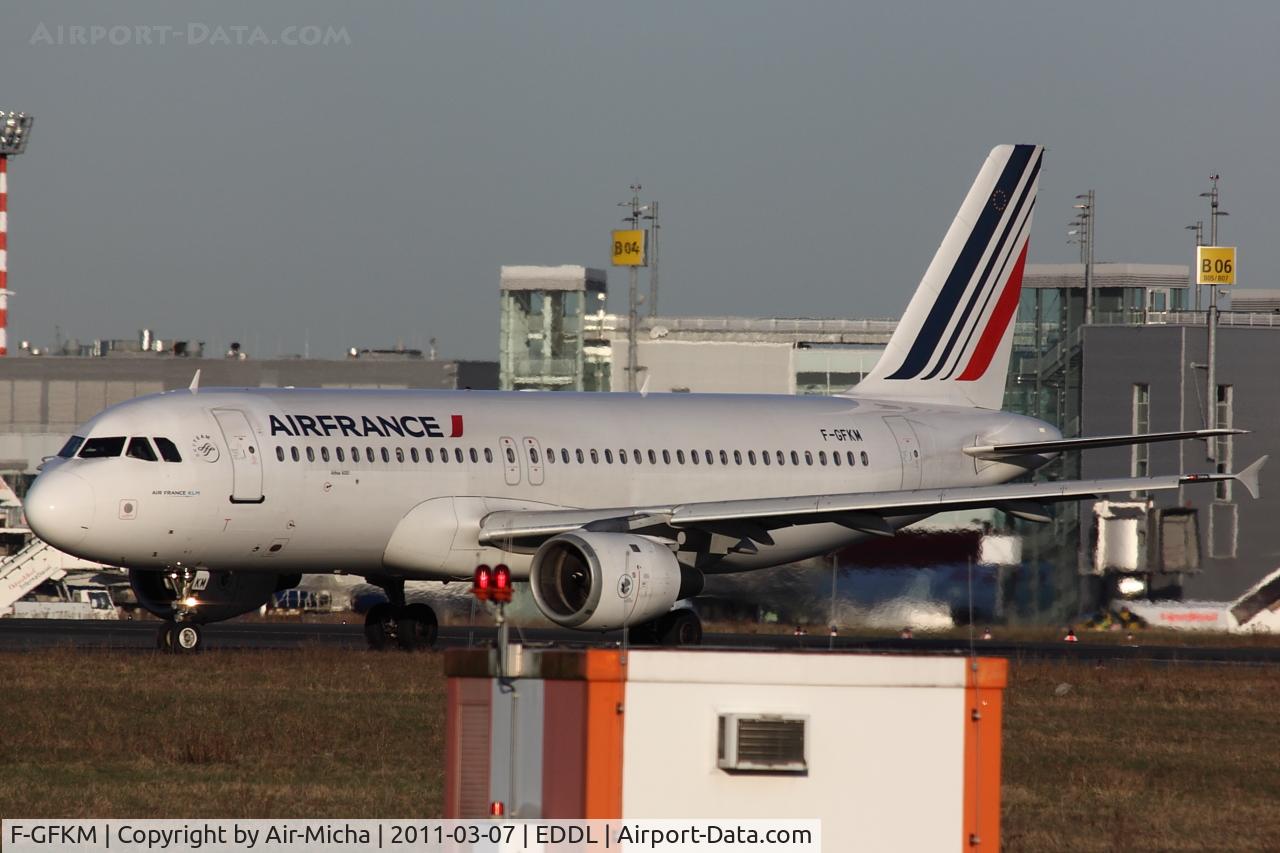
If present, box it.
[733,450,742,465]
[306,447,316,463]
[790,451,800,465]
[380,447,390,463]
[861,451,869,465]
[454,448,464,463]
[410,448,418,463]
[395,448,405,463]
[648,450,657,464]
[276,446,285,462]
[526,447,536,464]
[561,448,570,464]
[154,437,183,462]
[468,448,477,463]
[576,449,584,463]
[819,451,827,466]
[424,448,433,463]
[351,447,361,463]
[291,447,300,462]
[805,451,813,466]
[590,449,599,464]
[833,451,842,466]
[127,437,158,461]
[505,447,516,464]
[677,449,686,464]
[662,450,671,464]
[79,436,127,458]
[486,448,495,463]
[440,448,449,463]
[705,450,714,465]
[847,450,856,466]
[58,436,86,458]
[545,448,554,464]
[604,449,613,464]
[337,447,346,463]
[762,450,771,466]
[618,449,627,465]
[720,450,729,465]
[690,451,699,466]
[635,449,644,465]
[366,446,375,463]
[322,447,331,463]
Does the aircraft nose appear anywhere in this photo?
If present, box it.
[25,470,95,550]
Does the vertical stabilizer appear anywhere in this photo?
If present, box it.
[851,144,1044,409]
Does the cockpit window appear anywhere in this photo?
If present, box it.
[58,436,85,458]
[126,437,158,462]
[154,437,183,463]
[78,436,127,458]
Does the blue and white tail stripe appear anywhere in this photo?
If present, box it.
[851,144,1044,410]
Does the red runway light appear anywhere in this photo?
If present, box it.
[472,564,492,601]
[492,564,512,603]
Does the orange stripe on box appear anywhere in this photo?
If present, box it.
[962,657,1007,851]
[582,649,627,818]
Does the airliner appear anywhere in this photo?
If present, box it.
[23,144,1261,652]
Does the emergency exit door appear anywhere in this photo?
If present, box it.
[213,409,264,503]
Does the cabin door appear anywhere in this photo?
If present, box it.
[212,409,265,503]
[884,416,923,490]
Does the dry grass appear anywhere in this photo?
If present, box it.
[3,648,1279,852]
[1003,661,1280,852]
[0,648,446,817]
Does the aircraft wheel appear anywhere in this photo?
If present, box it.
[659,609,702,647]
[624,620,660,646]
[364,602,395,651]
[157,622,175,651]
[172,623,203,654]
[396,603,439,651]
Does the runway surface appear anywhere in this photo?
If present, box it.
[3,618,1280,663]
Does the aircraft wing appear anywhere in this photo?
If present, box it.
[478,456,1266,550]
[963,428,1245,460]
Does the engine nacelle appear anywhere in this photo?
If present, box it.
[129,569,297,624]
[530,532,702,630]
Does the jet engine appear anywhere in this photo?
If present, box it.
[129,569,299,623]
[529,532,702,630]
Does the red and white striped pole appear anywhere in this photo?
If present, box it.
[0,155,8,355]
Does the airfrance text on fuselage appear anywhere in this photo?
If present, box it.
[269,414,464,439]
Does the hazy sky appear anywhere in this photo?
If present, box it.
[3,2,1277,360]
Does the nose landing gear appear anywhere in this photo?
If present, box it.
[157,566,205,654]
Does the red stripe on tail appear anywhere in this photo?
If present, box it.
[956,241,1029,381]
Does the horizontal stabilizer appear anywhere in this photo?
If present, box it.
[964,428,1247,460]
[1183,455,1266,499]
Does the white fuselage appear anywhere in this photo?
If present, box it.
[25,388,1056,580]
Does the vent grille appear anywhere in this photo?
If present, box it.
[717,714,807,774]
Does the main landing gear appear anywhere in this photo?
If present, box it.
[364,577,439,651]
[630,609,704,647]
[157,566,204,654]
